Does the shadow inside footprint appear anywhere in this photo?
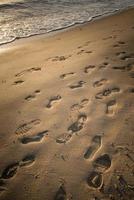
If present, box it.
[15,67,41,77]
[54,185,66,200]
[68,114,87,133]
[46,95,61,108]
[93,79,107,87]
[25,94,36,101]
[84,135,102,160]
[1,163,19,179]
[19,154,35,167]
[87,171,103,189]
[95,87,120,99]
[13,80,24,85]
[20,130,48,144]
[69,81,85,89]
[93,154,111,172]
[106,100,117,115]
[60,72,75,79]
[56,133,72,144]
[84,65,95,73]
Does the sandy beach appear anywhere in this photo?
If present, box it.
[0,8,134,200]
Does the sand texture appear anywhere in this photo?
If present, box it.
[0,8,134,200]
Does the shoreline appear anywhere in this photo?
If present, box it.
[0,5,134,50]
[0,6,134,200]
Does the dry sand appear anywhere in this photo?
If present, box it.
[0,8,134,200]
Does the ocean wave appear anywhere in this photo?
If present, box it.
[0,0,134,45]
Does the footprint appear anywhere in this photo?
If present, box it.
[120,54,134,61]
[52,55,71,62]
[102,36,113,40]
[87,154,111,189]
[128,88,134,93]
[118,41,126,45]
[54,184,66,200]
[95,87,120,99]
[68,114,87,133]
[56,133,73,144]
[84,135,102,160]
[87,171,103,189]
[116,51,126,56]
[15,119,41,135]
[19,154,35,167]
[60,72,75,79]
[112,64,132,72]
[35,90,41,94]
[99,62,109,69]
[113,44,119,48]
[93,79,107,88]
[93,154,111,172]
[77,49,85,55]
[46,95,61,108]
[106,100,117,116]
[15,67,41,77]
[0,163,19,179]
[69,81,85,89]
[25,94,36,101]
[84,65,95,73]
[25,90,41,101]
[56,114,87,144]
[116,52,134,61]
[77,49,92,55]
[13,80,24,85]
[71,98,89,111]
[20,130,48,144]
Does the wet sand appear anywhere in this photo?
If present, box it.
[0,8,134,200]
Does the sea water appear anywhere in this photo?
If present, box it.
[0,0,134,45]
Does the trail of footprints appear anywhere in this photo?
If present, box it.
[87,153,112,189]
[0,154,35,192]
[5,44,133,197]
[84,135,112,190]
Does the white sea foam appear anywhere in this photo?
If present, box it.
[0,0,134,45]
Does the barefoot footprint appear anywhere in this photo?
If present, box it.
[25,90,41,101]
[84,65,95,73]
[95,87,120,99]
[71,98,89,111]
[15,67,41,77]
[60,72,75,79]
[69,81,85,89]
[112,64,132,72]
[13,80,24,85]
[93,79,107,88]
[46,95,62,108]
